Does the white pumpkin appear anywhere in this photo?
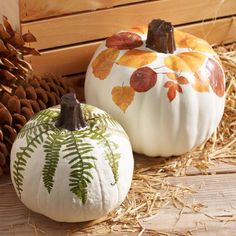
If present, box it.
[11,93,133,222]
[85,19,225,157]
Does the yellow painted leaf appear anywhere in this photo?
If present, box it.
[164,52,206,72]
[174,30,215,54]
[117,49,157,68]
[192,71,209,92]
[92,48,119,80]
[112,86,135,112]
[166,73,178,80]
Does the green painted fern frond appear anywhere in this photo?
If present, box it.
[13,124,50,197]
[86,127,120,185]
[86,113,120,129]
[42,129,66,193]
[32,109,59,122]
[17,109,59,139]
[63,132,96,204]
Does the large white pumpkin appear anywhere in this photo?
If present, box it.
[11,94,133,222]
[85,19,225,157]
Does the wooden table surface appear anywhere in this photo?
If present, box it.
[1,157,236,236]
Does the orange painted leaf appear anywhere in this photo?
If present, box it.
[167,87,177,102]
[166,73,189,84]
[192,71,209,92]
[112,86,135,112]
[174,30,215,54]
[164,81,176,88]
[92,48,119,80]
[206,58,225,97]
[117,49,157,68]
[106,32,143,50]
[164,52,206,72]
[177,76,189,84]
[164,81,183,102]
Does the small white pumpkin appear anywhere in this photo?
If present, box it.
[85,19,225,157]
[11,93,133,222]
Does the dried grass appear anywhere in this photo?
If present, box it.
[75,43,236,235]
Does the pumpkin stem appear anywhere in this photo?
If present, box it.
[55,93,87,131]
[146,19,176,54]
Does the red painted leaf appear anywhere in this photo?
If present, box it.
[167,87,177,102]
[206,58,225,97]
[106,32,143,50]
[130,67,157,92]
[177,76,189,84]
[164,81,183,102]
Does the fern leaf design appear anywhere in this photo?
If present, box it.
[63,132,96,204]
[42,129,66,193]
[13,124,50,197]
[87,113,120,128]
[79,127,121,185]
[17,109,59,139]
[32,109,59,122]
[103,142,120,185]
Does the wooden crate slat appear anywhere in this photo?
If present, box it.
[21,0,236,50]
[25,41,100,77]
[19,0,147,22]
[139,173,236,234]
[25,17,236,76]
[0,0,20,30]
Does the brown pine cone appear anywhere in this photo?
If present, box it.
[0,17,74,176]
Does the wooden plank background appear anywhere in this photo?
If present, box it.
[0,0,20,30]
[25,17,236,76]
[19,0,147,22]
[21,0,236,50]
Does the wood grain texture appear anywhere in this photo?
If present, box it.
[139,173,236,235]
[19,0,147,22]
[0,0,20,30]
[25,18,236,76]
[1,172,236,235]
[21,0,236,50]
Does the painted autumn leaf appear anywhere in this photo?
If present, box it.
[206,58,225,97]
[174,30,215,54]
[130,67,157,92]
[164,52,206,72]
[191,71,209,92]
[164,81,183,102]
[106,32,143,50]
[166,73,189,84]
[92,48,119,80]
[112,86,135,112]
[117,49,157,68]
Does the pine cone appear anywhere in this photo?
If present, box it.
[0,17,73,175]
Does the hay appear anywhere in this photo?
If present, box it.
[75,43,236,234]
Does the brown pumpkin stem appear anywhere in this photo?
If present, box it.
[146,19,176,54]
[55,93,87,131]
